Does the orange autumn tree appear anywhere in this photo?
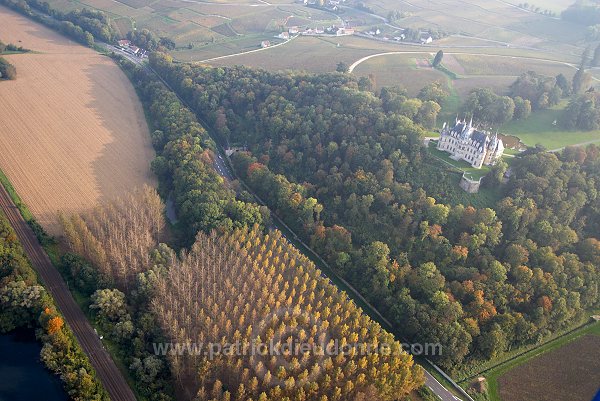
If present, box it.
[47,316,65,335]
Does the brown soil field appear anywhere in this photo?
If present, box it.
[0,5,155,234]
[498,334,600,401]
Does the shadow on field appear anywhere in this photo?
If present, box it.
[81,59,156,206]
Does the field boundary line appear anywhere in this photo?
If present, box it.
[458,319,598,383]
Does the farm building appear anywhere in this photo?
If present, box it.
[336,27,355,36]
[437,118,504,168]
[420,35,433,44]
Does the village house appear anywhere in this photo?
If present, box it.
[420,34,433,44]
[437,118,504,168]
[336,27,355,36]
[277,31,290,39]
[261,40,271,48]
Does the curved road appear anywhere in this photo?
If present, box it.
[0,183,136,401]
[348,50,579,73]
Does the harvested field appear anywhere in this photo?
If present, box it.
[452,54,575,77]
[352,53,449,95]
[497,334,600,401]
[0,5,155,234]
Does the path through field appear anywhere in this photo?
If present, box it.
[0,5,155,234]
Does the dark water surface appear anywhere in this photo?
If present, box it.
[0,329,68,401]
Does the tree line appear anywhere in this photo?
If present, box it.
[461,67,600,130]
[561,0,600,25]
[126,28,176,51]
[460,71,576,126]
[0,40,30,53]
[0,0,116,47]
[118,56,267,240]
[147,54,600,372]
[0,211,108,400]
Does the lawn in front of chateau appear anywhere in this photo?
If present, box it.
[427,141,492,181]
[500,102,600,150]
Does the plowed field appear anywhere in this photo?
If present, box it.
[0,5,155,234]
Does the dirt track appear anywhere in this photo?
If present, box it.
[0,5,155,235]
[0,182,136,400]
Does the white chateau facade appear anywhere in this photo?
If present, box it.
[437,118,504,168]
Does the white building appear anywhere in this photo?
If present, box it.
[437,118,504,168]
[336,27,355,36]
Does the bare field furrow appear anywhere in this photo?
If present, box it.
[0,5,155,234]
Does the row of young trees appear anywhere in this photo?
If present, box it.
[60,188,175,401]
[147,54,600,371]
[61,186,165,292]
[60,184,425,400]
[0,212,108,400]
[154,227,425,400]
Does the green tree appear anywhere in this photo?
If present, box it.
[336,62,348,73]
[90,288,129,322]
[555,73,571,96]
[432,50,443,67]
[418,81,448,104]
[572,67,592,94]
[513,96,531,119]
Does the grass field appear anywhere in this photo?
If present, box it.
[353,53,450,94]
[0,5,155,234]
[500,102,600,150]
[489,321,600,401]
[428,141,492,180]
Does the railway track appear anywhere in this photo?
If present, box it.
[0,183,136,401]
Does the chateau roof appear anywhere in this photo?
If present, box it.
[442,119,503,151]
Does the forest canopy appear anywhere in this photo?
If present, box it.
[148,53,600,371]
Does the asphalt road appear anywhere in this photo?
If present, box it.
[0,184,137,401]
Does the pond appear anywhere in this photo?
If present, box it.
[499,133,527,150]
[0,329,68,401]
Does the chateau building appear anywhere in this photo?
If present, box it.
[437,118,504,168]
